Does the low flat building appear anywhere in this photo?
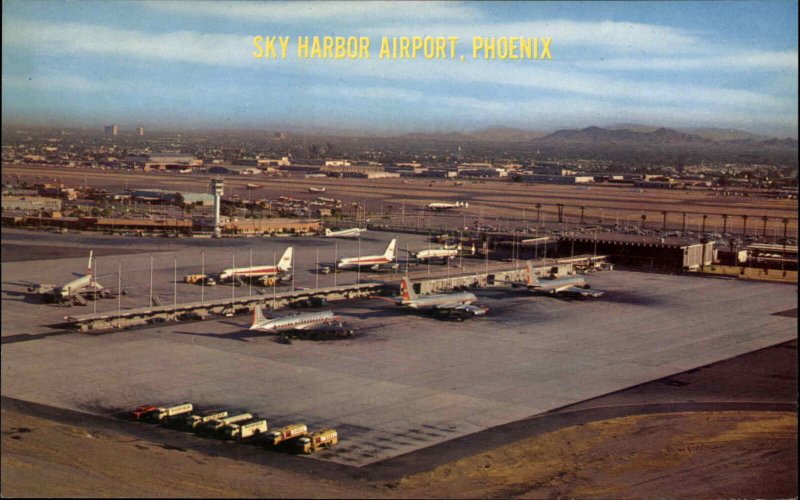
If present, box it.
[520,174,594,184]
[1,195,62,212]
[222,218,321,235]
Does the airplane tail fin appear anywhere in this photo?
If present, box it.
[325,228,332,236]
[87,251,94,276]
[385,239,397,259]
[278,247,294,271]
[526,261,539,286]
[251,305,268,329]
[400,278,417,301]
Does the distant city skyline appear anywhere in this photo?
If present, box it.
[2,1,798,138]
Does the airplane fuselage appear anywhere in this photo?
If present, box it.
[219,266,284,280]
[528,275,587,293]
[414,249,458,261]
[401,291,477,309]
[251,310,337,332]
[336,256,393,270]
[325,228,366,238]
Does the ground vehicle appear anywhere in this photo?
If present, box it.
[184,274,216,286]
[293,428,338,454]
[261,276,279,286]
[147,403,193,423]
[182,409,228,430]
[264,423,308,446]
[131,404,158,420]
[198,413,253,435]
[222,418,268,440]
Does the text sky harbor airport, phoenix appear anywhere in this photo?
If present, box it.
[252,36,553,61]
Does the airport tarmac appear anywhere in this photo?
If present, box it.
[1,229,797,466]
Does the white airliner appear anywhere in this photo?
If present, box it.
[324,227,367,238]
[336,239,398,271]
[219,247,293,284]
[512,261,604,298]
[308,187,326,193]
[411,244,460,263]
[27,251,110,305]
[426,201,468,211]
[249,306,341,332]
[375,278,487,320]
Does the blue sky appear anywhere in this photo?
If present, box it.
[2,1,798,137]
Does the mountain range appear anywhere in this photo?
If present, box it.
[398,125,797,149]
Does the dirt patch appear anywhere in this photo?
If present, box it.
[1,408,379,498]
[2,407,795,498]
[397,411,797,499]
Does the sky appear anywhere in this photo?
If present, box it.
[2,0,798,137]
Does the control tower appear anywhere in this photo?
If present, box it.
[211,178,224,238]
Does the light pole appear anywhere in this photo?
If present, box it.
[173,258,177,309]
[149,254,153,308]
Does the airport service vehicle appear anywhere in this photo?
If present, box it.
[250,306,343,333]
[336,239,398,271]
[293,428,338,454]
[147,403,194,423]
[506,261,604,298]
[324,227,367,238]
[131,404,159,420]
[182,409,229,430]
[198,413,253,435]
[264,423,308,446]
[218,247,293,284]
[184,274,216,286]
[374,278,488,320]
[222,418,268,440]
[426,201,468,211]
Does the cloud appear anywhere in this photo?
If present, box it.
[4,18,789,113]
[4,20,253,67]
[2,72,112,92]
[363,20,701,54]
[145,1,481,24]
[590,50,799,71]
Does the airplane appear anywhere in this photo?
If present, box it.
[218,247,293,284]
[410,244,460,263]
[507,261,604,298]
[249,306,350,334]
[375,277,488,320]
[324,227,367,238]
[26,251,112,305]
[426,201,468,211]
[245,183,264,189]
[336,239,398,271]
[308,187,326,193]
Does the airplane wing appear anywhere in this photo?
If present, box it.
[434,303,489,316]
[558,286,604,298]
